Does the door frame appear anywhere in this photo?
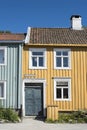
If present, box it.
[22,79,46,117]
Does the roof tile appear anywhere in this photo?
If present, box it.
[29,28,87,44]
[0,33,25,41]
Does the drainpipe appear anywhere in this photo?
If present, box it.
[17,43,23,110]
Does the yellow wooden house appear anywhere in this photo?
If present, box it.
[22,15,87,120]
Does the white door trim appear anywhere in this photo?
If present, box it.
[22,79,46,117]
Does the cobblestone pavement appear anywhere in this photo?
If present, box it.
[0,118,87,130]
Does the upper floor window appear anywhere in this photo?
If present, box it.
[54,49,71,69]
[0,81,6,99]
[54,78,71,101]
[0,47,7,65]
[29,48,46,69]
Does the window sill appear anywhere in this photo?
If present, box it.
[0,64,6,66]
[0,97,6,99]
[29,67,47,70]
[54,98,71,101]
[54,67,71,70]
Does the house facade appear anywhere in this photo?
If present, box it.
[0,15,87,121]
[22,15,87,120]
[0,33,25,111]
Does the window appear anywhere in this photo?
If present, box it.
[0,81,6,99]
[54,78,71,100]
[54,49,71,69]
[29,48,46,69]
[0,47,7,65]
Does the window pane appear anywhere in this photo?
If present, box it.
[32,52,43,56]
[56,57,61,67]
[63,57,68,67]
[32,57,37,66]
[39,57,44,66]
[56,81,68,87]
[56,51,61,56]
[56,88,61,98]
[0,83,4,97]
[63,88,68,99]
[0,50,4,64]
[63,51,68,56]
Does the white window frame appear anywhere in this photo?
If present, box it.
[29,48,46,69]
[54,48,71,69]
[54,78,71,101]
[0,47,7,66]
[0,81,6,99]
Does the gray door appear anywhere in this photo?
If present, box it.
[25,83,43,116]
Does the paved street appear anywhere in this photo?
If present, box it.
[0,118,87,130]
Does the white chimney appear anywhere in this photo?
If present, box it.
[71,15,82,30]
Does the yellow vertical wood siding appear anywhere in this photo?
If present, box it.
[22,46,87,111]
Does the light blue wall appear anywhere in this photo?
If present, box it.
[0,43,23,109]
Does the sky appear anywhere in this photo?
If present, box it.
[0,0,87,33]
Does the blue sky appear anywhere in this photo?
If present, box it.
[0,0,87,33]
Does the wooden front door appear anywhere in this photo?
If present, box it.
[25,83,43,116]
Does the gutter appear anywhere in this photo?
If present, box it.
[0,40,25,43]
[24,43,87,47]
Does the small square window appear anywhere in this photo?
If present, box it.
[63,51,68,56]
[56,51,61,56]
[0,47,7,65]
[0,82,6,99]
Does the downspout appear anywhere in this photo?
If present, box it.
[17,42,24,109]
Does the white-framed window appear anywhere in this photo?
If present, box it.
[54,78,71,101]
[0,81,6,99]
[0,47,7,65]
[54,49,71,69]
[29,48,46,69]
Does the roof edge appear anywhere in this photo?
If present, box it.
[25,43,87,47]
[0,40,25,43]
[25,27,31,44]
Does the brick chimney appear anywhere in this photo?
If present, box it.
[70,15,82,30]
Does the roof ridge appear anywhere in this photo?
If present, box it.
[31,27,69,29]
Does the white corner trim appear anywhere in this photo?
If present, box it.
[25,27,31,44]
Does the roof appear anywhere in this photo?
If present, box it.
[28,28,87,44]
[0,33,25,41]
